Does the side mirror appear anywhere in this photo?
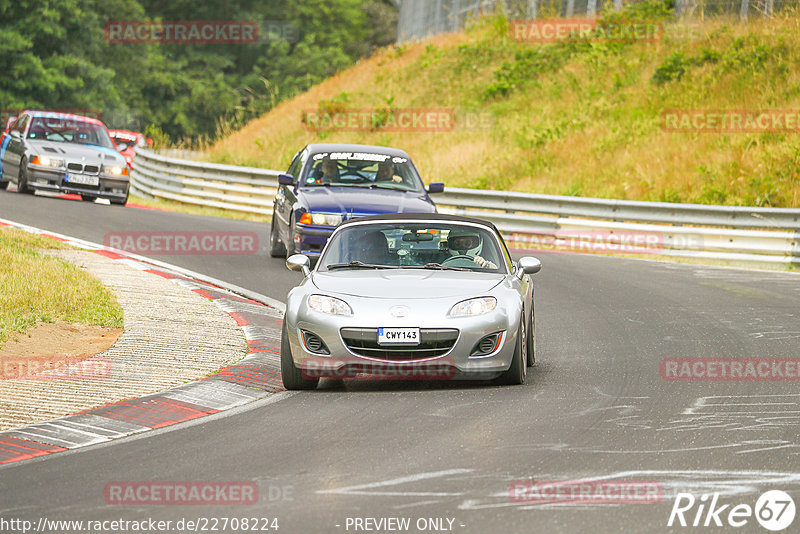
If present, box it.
[427,182,444,194]
[286,254,311,276]
[516,256,541,277]
[278,173,294,186]
[9,130,21,139]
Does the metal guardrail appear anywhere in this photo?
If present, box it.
[131,149,800,269]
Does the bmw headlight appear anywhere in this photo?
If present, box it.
[299,212,343,226]
[31,156,64,168]
[448,297,497,318]
[102,164,129,177]
[308,294,352,316]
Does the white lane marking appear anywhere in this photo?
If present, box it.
[317,468,474,496]
[392,500,442,510]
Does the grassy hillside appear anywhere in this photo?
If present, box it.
[205,3,800,207]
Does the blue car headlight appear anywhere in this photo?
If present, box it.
[308,294,352,316]
[448,297,497,318]
[299,212,343,226]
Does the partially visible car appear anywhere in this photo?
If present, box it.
[109,129,153,169]
[280,213,542,390]
[270,144,444,260]
[0,110,130,205]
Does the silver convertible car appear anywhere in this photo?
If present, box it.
[281,213,542,390]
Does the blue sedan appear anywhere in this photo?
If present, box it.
[270,143,443,259]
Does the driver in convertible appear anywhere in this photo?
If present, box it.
[445,230,498,269]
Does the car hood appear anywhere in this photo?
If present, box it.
[28,140,126,165]
[298,187,435,217]
[312,269,504,299]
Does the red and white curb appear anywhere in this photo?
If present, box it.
[0,218,286,465]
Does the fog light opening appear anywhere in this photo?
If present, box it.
[301,330,330,355]
[470,332,503,357]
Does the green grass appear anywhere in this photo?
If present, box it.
[205,1,800,208]
[0,228,124,348]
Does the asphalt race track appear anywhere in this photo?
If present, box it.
[1,191,800,533]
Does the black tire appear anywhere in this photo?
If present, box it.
[527,311,536,367]
[495,315,527,386]
[0,181,8,190]
[80,194,96,202]
[269,213,286,257]
[280,318,319,390]
[17,159,33,194]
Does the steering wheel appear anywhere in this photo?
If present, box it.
[442,255,473,264]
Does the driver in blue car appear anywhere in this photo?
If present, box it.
[307,158,339,185]
[375,161,403,184]
[446,229,498,269]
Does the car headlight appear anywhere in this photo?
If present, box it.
[308,294,352,316]
[448,297,497,318]
[31,156,64,168]
[299,212,343,226]
[102,164,129,177]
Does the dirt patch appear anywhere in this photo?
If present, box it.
[0,321,123,379]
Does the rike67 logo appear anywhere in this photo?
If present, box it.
[668,490,796,531]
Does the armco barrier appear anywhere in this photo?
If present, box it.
[130,149,800,268]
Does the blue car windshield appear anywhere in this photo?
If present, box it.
[320,222,507,273]
[300,152,424,192]
[27,116,115,149]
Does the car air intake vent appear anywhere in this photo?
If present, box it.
[301,331,329,355]
[479,337,497,354]
[67,163,83,171]
[471,332,502,357]
[42,147,59,153]
[84,165,99,173]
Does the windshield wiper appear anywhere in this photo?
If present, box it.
[411,262,471,272]
[326,261,398,270]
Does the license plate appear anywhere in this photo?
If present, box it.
[65,173,99,186]
[378,327,420,345]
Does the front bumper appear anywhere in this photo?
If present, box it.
[27,167,129,201]
[286,298,519,381]
[293,223,334,257]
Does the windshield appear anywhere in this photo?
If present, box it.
[320,222,506,273]
[27,116,114,149]
[300,151,423,192]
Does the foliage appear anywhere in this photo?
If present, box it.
[0,0,397,141]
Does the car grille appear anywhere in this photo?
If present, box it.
[67,163,99,174]
[341,328,458,361]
